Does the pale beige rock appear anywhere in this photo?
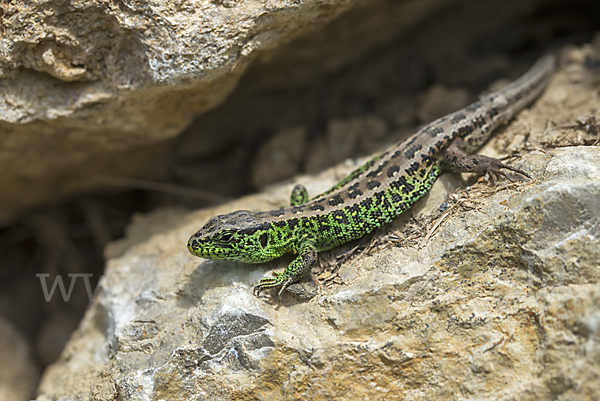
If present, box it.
[0,0,462,222]
[36,144,600,401]
[0,0,356,222]
[326,115,388,163]
[35,21,600,401]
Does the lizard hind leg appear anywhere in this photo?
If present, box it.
[440,137,531,183]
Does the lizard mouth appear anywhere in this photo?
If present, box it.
[187,236,216,258]
[187,235,248,261]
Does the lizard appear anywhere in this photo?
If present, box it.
[187,54,556,298]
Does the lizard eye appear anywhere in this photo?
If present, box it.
[218,232,235,243]
[259,233,268,248]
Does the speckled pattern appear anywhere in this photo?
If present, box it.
[188,55,556,296]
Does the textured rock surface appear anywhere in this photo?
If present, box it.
[0,0,350,222]
[36,145,600,400]
[25,8,600,400]
[0,317,39,401]
[36,45,600,398]
[0,0,466,222]
[171,0,589,203]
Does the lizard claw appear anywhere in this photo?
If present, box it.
[253,271,290,297]
[482,157,531,184]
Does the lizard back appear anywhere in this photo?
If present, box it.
[253,54,554,250]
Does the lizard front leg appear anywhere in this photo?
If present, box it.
[253,241,317,297]
[440,137,531,182]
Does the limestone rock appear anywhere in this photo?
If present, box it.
[0,0,360,221]
[0,0,535,222]
[36,43,600,399]
[36,145,600,400]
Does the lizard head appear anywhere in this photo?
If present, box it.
[187,210,283,263]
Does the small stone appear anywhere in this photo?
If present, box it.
[250,126,307,189]
[285,281,319,300]
[326,115,388,163]
[417,84,470,123]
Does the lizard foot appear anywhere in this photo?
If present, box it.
[253,271,294,299]
[480,156,531,184]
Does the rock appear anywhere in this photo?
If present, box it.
[375,94,418,129]
[35,23,600,401]
[326,115,389,163]
[0,0,557,222]
[305,114,388,174]
[251,126,308,190]
[416,83,471,123]
[0,317,39,401]
[36,143,600,400]
[0,0,361,222]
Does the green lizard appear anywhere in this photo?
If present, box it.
[188,54,556,297]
